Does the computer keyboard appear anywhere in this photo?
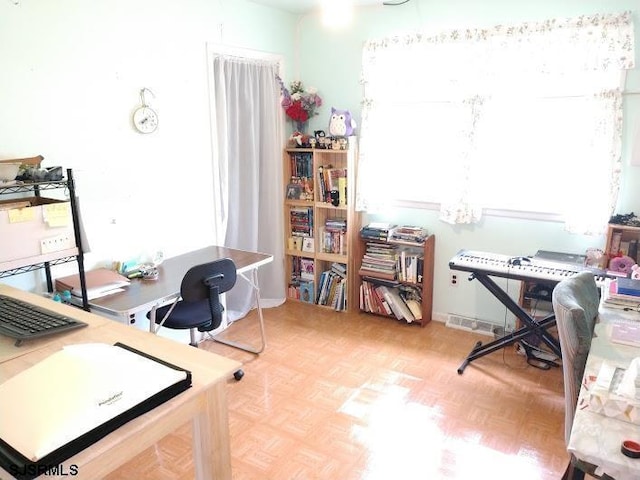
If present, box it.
[0,294,87,346]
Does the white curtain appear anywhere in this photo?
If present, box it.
[210,54,285,321]
[358,11,634,234]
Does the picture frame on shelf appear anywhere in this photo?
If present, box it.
[302,237,315,253]
[286,183,302,200]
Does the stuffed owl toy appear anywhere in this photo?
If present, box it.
[328,108,357,137]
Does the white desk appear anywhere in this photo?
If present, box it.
[568,306,640,480]
[85,246,273,354]
[0,284,241,480]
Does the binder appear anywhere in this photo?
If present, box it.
[0,343,192,480]
[55,268,130,300]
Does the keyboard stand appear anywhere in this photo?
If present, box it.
[457,272,561,374]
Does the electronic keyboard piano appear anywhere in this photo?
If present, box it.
[449,249,609,374]
[449,250,608,286]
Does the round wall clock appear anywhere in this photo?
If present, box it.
[132,88,158,134]
[133,106,158,134]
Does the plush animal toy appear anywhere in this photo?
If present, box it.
[328,108,357,137]
[610,255,636,275]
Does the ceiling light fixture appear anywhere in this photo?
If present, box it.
[321,0,354,29]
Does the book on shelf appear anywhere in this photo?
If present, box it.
[360,223,397,241]
[616,277,640,297]
[317,166,328,203]
[300,258,315,280]
[299,281,315,304]
[360,281,418,323]
[603,278,640,308]
[338,176,347,206]
[290,152,313,179]
[321,219,347,254]
[289,206,314,237]
[331,262,346,278]
[359,266,396,281]
[397,249,424,284]
[316,269,347,311]
[405,299,422,321]
[361,275,400,288]
[325,167,346,192]
[389,225,428,244]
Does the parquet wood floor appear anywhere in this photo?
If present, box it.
[107,301,576,479]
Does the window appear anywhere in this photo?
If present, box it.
[357,12,634,234]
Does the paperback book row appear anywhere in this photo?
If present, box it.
[288,260,347,311]
[320,218,347,255]
[317,166,347,206]
[360,280,422,323]
[360,223,428,244]
[358,241,424,283]
[290,207,314,237]
[289,152,313,179]
[316,263,348,311]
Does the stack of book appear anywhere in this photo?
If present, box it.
[290,207,314,238]
[602,277,640,309]
[358,242,398,281]
[316,263,347,310]
[321,218,347,254]
[360,223,396,242]
[359,281,421,323]
[389,225,428,244]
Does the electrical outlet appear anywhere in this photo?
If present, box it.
[450,273,458,287]
[40,233,74,254]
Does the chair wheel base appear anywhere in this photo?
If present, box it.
[233,369,244,381]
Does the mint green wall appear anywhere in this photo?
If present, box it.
[292,0,640,325]
[1,0,638,326]
[0,0,296,292]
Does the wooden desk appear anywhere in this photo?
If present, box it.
[86,246,274,354]
[0,284,241,480]
[568,306,640,480]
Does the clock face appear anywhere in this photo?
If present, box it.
[133,106,158,134]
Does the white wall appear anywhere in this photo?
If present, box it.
[0,0,296,293]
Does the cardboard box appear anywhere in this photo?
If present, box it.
[0,196,77,270]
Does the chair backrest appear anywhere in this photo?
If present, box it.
[180,258,237,330]
[551,271,599,445]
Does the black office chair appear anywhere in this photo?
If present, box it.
[147,258,244,380]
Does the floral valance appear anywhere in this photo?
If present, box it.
[363,11,635,77]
